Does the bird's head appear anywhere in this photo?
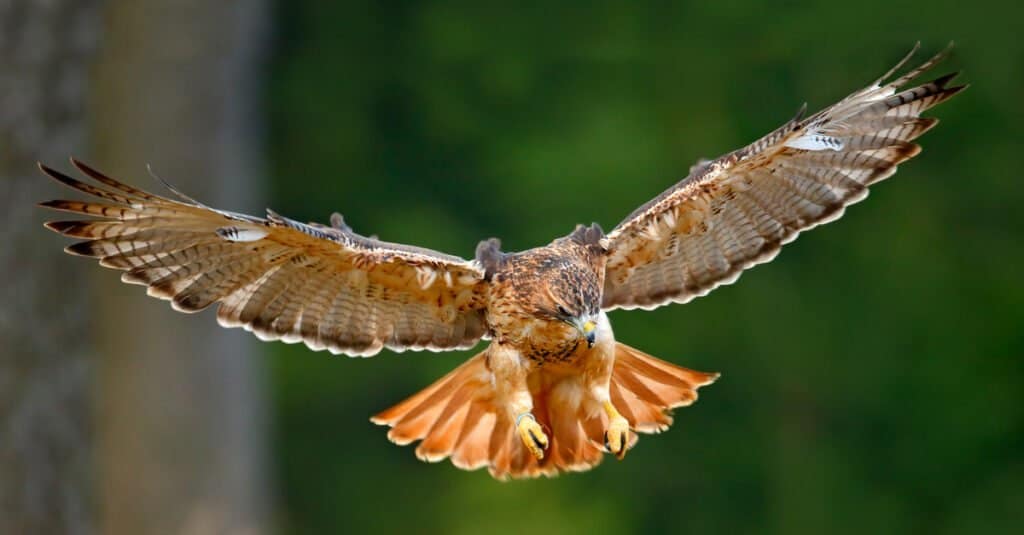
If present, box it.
[554,305,599,348]
[529,258,602,348]
[492,232,607,350]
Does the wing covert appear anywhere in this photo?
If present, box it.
[40,159,490,356]
[601,45,965,311]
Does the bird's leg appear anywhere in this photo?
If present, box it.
[580,312,631,459]
[488,344,548,460]
[585,378,631,459]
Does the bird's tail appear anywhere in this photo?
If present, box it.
[371,342,718,479]
[371,351,499,473]
[608,342,719,433]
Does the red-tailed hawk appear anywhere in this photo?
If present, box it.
[40,45,963,479]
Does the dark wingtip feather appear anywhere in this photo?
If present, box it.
[120,271,150,286]
[923,83,969,112]
[172,292,213,313]
[69,157,109,183]
[913,117,941,139]
[64,240,100,257]
[69,156,90,170]
[44,220,109,238]
[38,162,69,183]
[38,163,86,191]
[929,71,960,89]
[44,220,77,234]
[891,140,923,162]
[946,83,969,97]
[38,199,65,210]
[71,157,162,201]
[37,161,132,203]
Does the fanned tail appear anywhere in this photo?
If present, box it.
[370,352,498,471]
[371,342,718,479]
[370,351,568,479]
[610,342,719,433]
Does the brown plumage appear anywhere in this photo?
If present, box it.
[39,45,963,479]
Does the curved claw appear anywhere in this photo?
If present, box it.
[605,415,631,460]
[516,413,549,460]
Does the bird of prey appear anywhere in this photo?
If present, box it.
[40,45,963,479]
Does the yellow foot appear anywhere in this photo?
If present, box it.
[603,402,631,460]
[516,413,548,460]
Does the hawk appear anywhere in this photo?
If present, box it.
[40,45,963,479]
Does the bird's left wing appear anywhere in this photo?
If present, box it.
[40,160,489,356]
[601,45,965,311]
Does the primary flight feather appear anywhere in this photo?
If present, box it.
[40,45,964,479]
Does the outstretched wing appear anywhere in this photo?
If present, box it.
[601,45,965,311]
[40,160,489,356]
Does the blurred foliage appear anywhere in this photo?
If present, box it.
[264,1,1023,533]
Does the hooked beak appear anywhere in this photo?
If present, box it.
[579,319,597,348]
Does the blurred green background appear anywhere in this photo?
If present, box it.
[263,2,1022,534]
[5,1,1022,534]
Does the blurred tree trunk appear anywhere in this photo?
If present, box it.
[0,1,102,534]
[89,1,271,534]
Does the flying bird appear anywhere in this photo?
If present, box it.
[39,45,964,479]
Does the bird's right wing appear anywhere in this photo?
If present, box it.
[40,160,490,356]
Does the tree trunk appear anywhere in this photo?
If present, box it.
[1,1,271,534]
[0,1,102,534]
[88,1,271,534]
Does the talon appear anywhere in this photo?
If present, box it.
[606,416,630,459]
[528,429,546,451]
[516,413,548,460]
[602,401,631,460]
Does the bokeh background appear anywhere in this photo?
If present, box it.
[3,1,1022,534]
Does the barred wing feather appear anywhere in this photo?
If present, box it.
[601,45,965,311]
[40,159,489,356]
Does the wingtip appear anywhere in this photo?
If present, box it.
[908,40,922,58]
[37,161,59,178]
[37,163,82,189]
[43,220,70,233]
[64,240,97,257]
[931,71,961,87]
[792,102,808,122]
[877,41,957,88]
[946,82,970,95]
[144,163,203,205]
[932,41,956,63]
[69,156,95,176]
[877,42,921,83]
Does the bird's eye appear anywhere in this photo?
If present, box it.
[556,305,570,317]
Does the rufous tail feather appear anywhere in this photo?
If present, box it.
[371,342,718,479]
